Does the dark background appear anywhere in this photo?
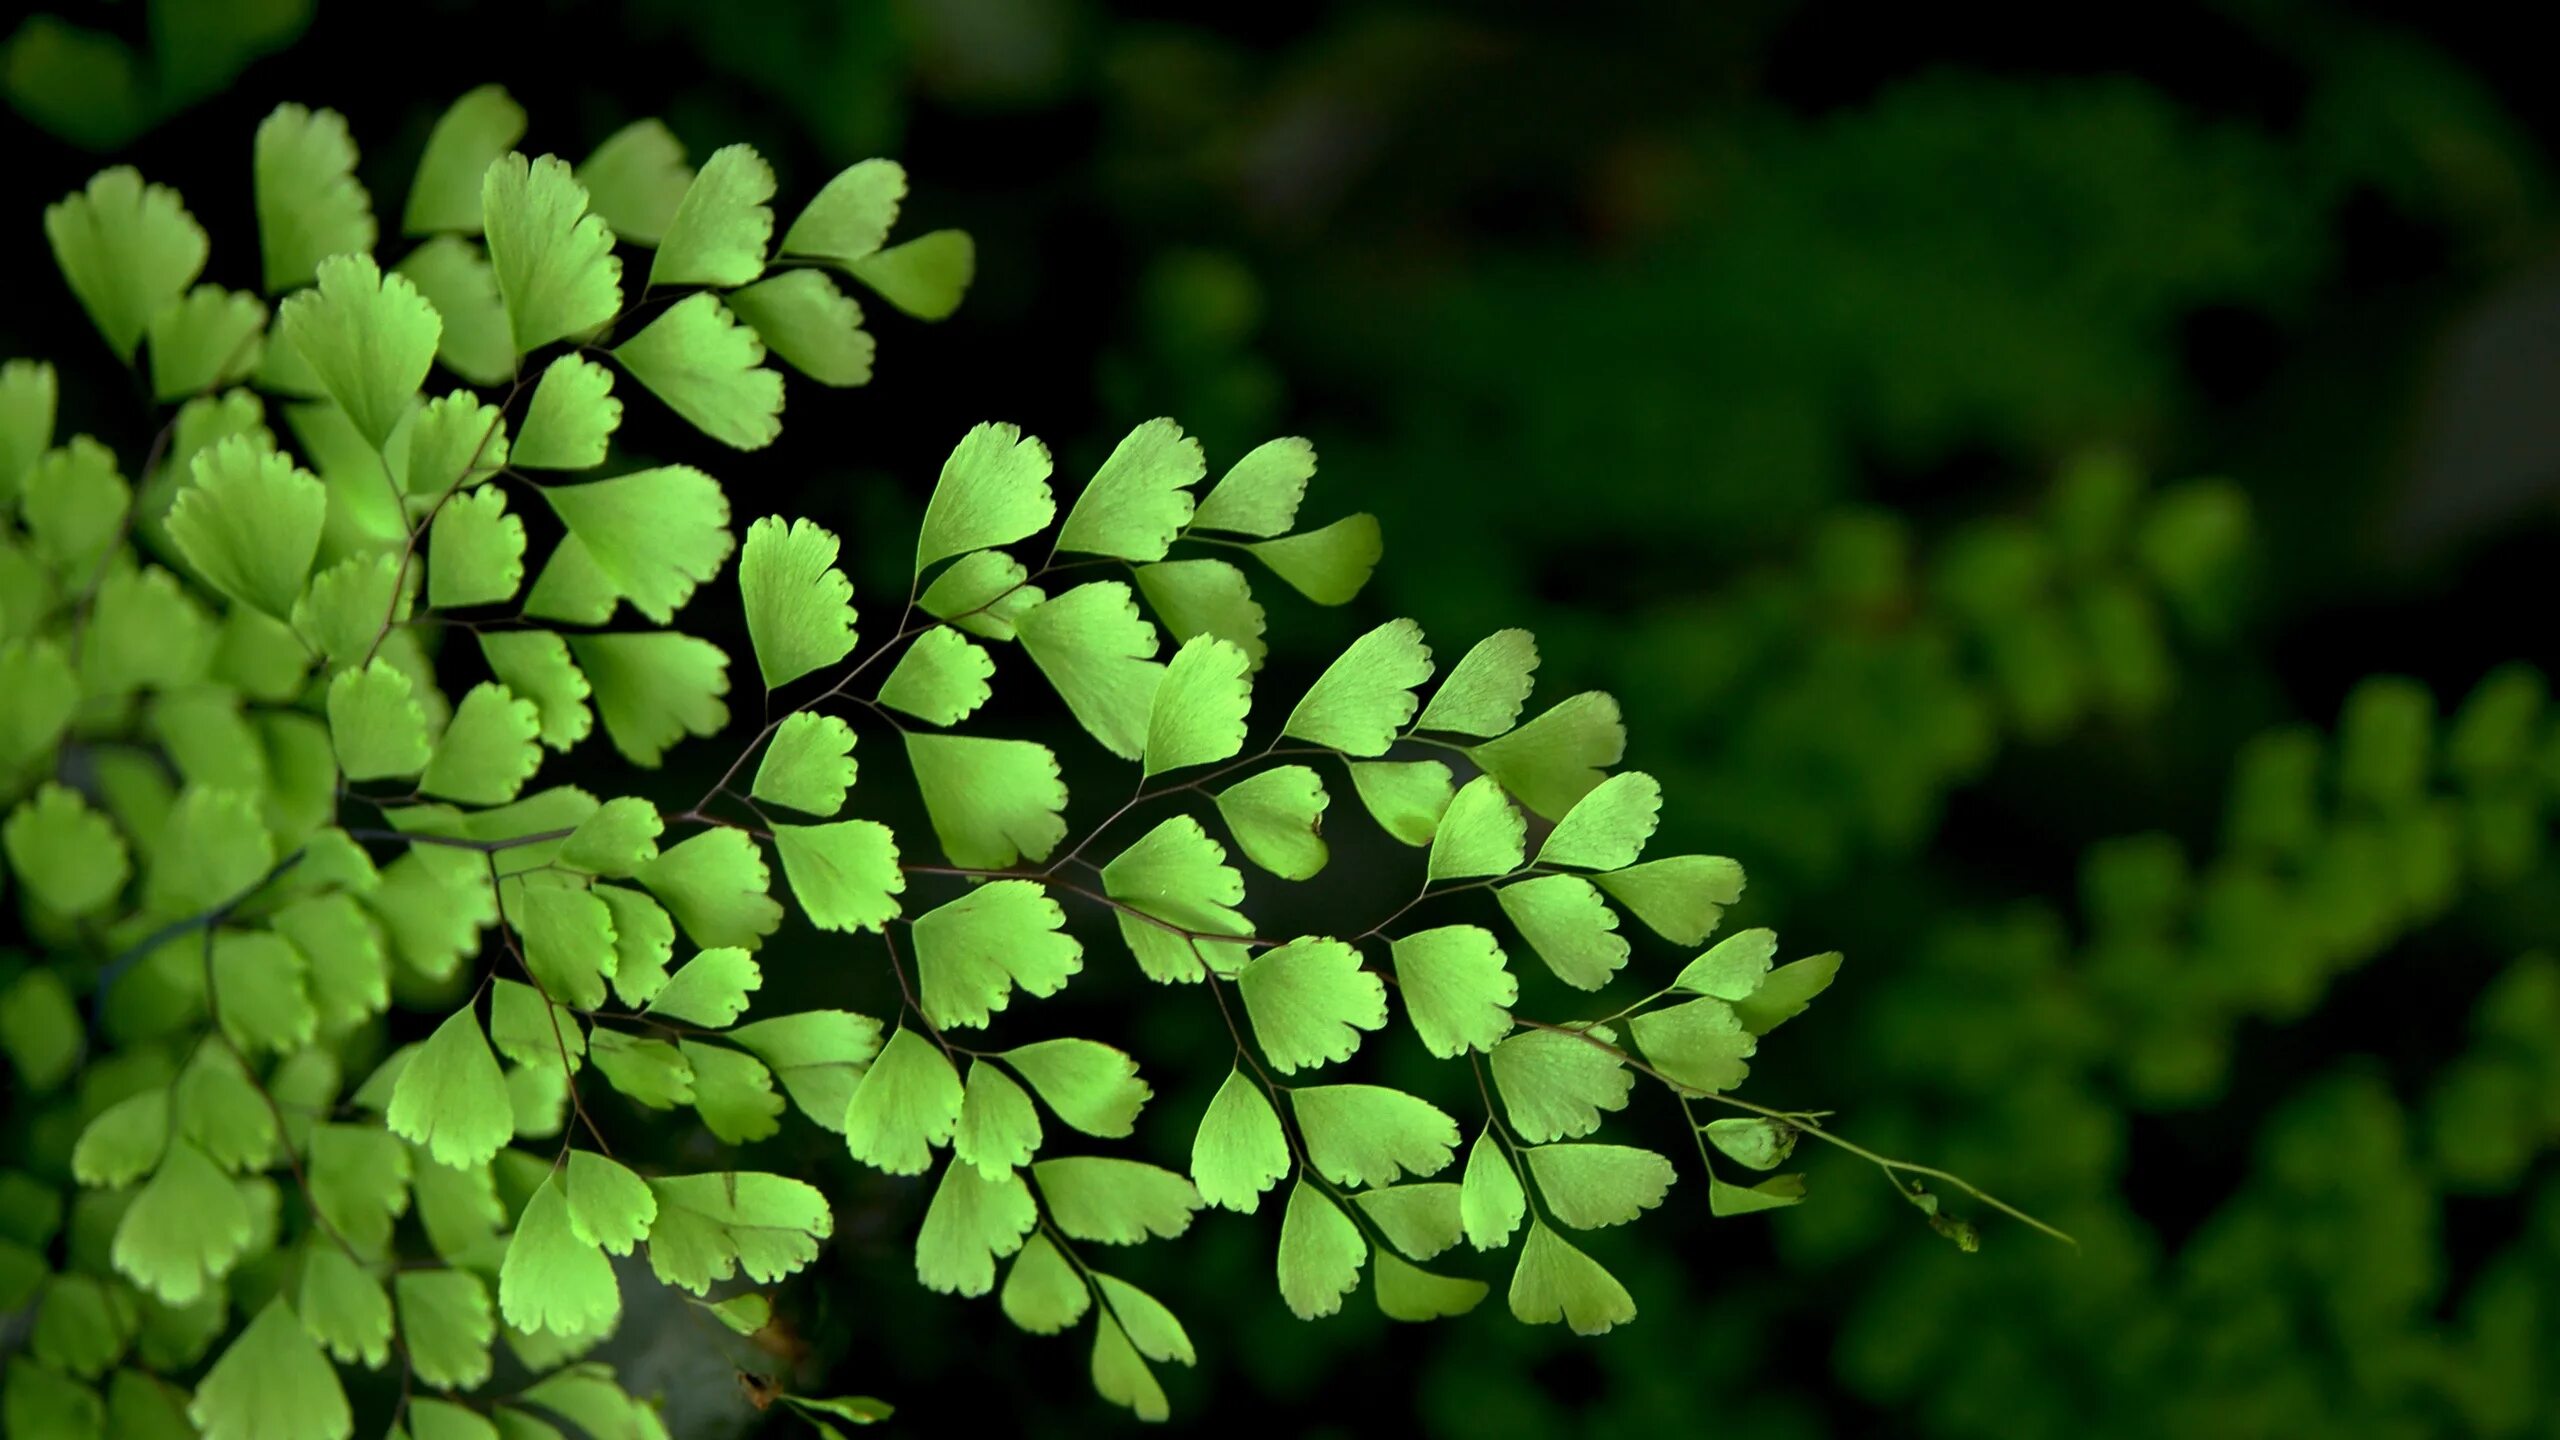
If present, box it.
[11,0,2560,1435]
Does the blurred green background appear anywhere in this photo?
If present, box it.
[12,0,2560,1435]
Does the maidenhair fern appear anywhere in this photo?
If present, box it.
[0,87,2054,1439]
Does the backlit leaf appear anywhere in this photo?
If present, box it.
[612,293,782,451]
[405,85,526,234]
[650,144,774,288]
[1214,764,1329,879]
[1144,635,1251,776]
[1507,1222,1635,1335]
[254,104,374,293]
[1033,1158,1200,1245]
[751,712,856,816]
[1496,874,1629,991]
[1671,927,1775,1001]
[543,465,731,624]
[954,1059,1042,1177]
[772,820,904,932]
[48,167,207,360]
[511,357,619,470]
[1056,418,1202,562]
[385,1006,513,1168]
[846,230,974,320]
[878,628,993,726]
[1190,436,1313,537]
[188,1298,351,1440]
[498,1176,618,1339]
[1276,1180,1365,1320]
[166,437,323,619]
[276,254,437,451]
[1190,1069,1289,1214]
[1522,1145,1676,1229]
[1236,937,1383,1074]
[1467,691,1625,820]
[728,270,872,386]
[1133,558,1266,668]
[842,1028,962,1175]
[1427,775,1525,881]
[915,423,1054,575]
[904,734,1067,869]
[1488,1028,1632,1143]
[915,1161,1036,1297]
[1392,925,1517,1057]
[482,153,622,355]
[1000,1233,1089,1334]
[1594,855,1745,947]
[577,120,691,245]
[571,631,731,767]
[913,880,1082,1030]
[1016,581,1165,761]
[1283,619,1432,756]
[1003,1039,1150,1138]
[1249,514,1381,605]
[781,158,904,265]
[1627,997,1755,1094]
[1291,1084,1460,1188]
[1347,760,1454,846]
[1460,1127,1525,1251]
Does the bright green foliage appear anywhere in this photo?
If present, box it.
[513,356,619,469]
[1277,1180,1366,1319]
[1190,1069,1290,1212]
[879,628,993,725]
[1284,618,1433,755]
[844,1028,964,1174]
[276,255,439,450]
[740,515,858,688]
[753,712,857,815]
[166,437,324,619]
[481,152,622,355]
[0,90,1889,1435]
[1238,937,1385,1072]
[405,85,525,234]
[1393,926,1518,1057]
[651,144,775,288]
[254,104,374,294]
[612,293,783,450]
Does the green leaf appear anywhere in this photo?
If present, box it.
[0,359,54,496]
[650,144,774,288]
[1033,1158,1201,1244]
[73,1088,168,1187]
[596,885,675,1003]
[394,238,515,385]
[167,437,324,619]
[1133,558,1267,668]
[1708,1173,1807,1217]
[1283,618,1433,756]
[736,515,859,693]
[912,881,1081,1029]
[420,682,540,805]
[955,1059,1042,1177]
[1003,1039,1150,1138]
[1460,1127,1525,1251]
[1594,855,1745,947]
[499,1176,619,1339]
[1144,635,1251,776]
[396,1270,495,1389]
[1392,925,1517,1057]
[298,1244,392,1366]
[502,876,616,1009]
[429,488,526,609]
[187,1298,351,1440]
[571,632,732,768]
[32,1272,132,1378]
[1056,418,1203,561]
[1190,1068,1289,1214]
[1488,1028,1632,1143]
[1496,874,1629,990]
[1250,514,1382,606]
[1703,1118,1798,1172]
[1373,1250,1489,1323]
[1627,998,1755,1094]
[276,255,438,451]
[19,438,129,581]
[1213,765,1329,880]
[1523,1145,1676,1229]
[1732,952,1843,1036]
[524,538,623,624]
[842,1028,962,1175]
[1100,815,1251,983]
[589,1030,692,1110]
[405,85,526,234]
[1352,1183,1464,1261]
[684,1040,785,1143]
[180,1046,279,1172]
[1237,937,1384,1073]
[612,293,783,450]
[639,827,781,949]
[695,1292,771,1336]
[1191,436,1314,537]
[47,167,207,360]
[1348,760,1454,846]
[481,633,593,751]
[728,1011,882,1135]
[1090,1311,1168,1422]
[919,549,1045,641]
[916,423,1055,575]
[1539,771,1660,871]
[409,1400,497,1440]
[772,820,904,932]
[147,286,266,401]
[1292,1084,1460,1188]
[489,978,583,1073]
[386,1006,513,1168]
[1277,1180,1366,1320]
[751,712,857,816]
[210,930,318,1053]
[511,357,620,470]
[482,153,623,355]
[728,270,872,386]
[6,783,130,916]
[328,661,433,781]
[846,229,974,320]
[1428,775,1526,881]
[646,947,761,1027]
[782,158,904,265]
[915,1161,1036,1297]
[577,120,691,245]
[999,1234,1089,1334]
[1466,691,1625,821]
[905,733,1068,868]
[878,628,993,726]
[111,1139,249,1304]
[1507,1222,1635,1335]
[1016,581,1165,761]
[254,104,374,293]
[1671,927,1775,1001]
[406,390,510,497]
[543,465,732,624]
[1095,1273,1194,1367]
[647,1171,833,1292]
